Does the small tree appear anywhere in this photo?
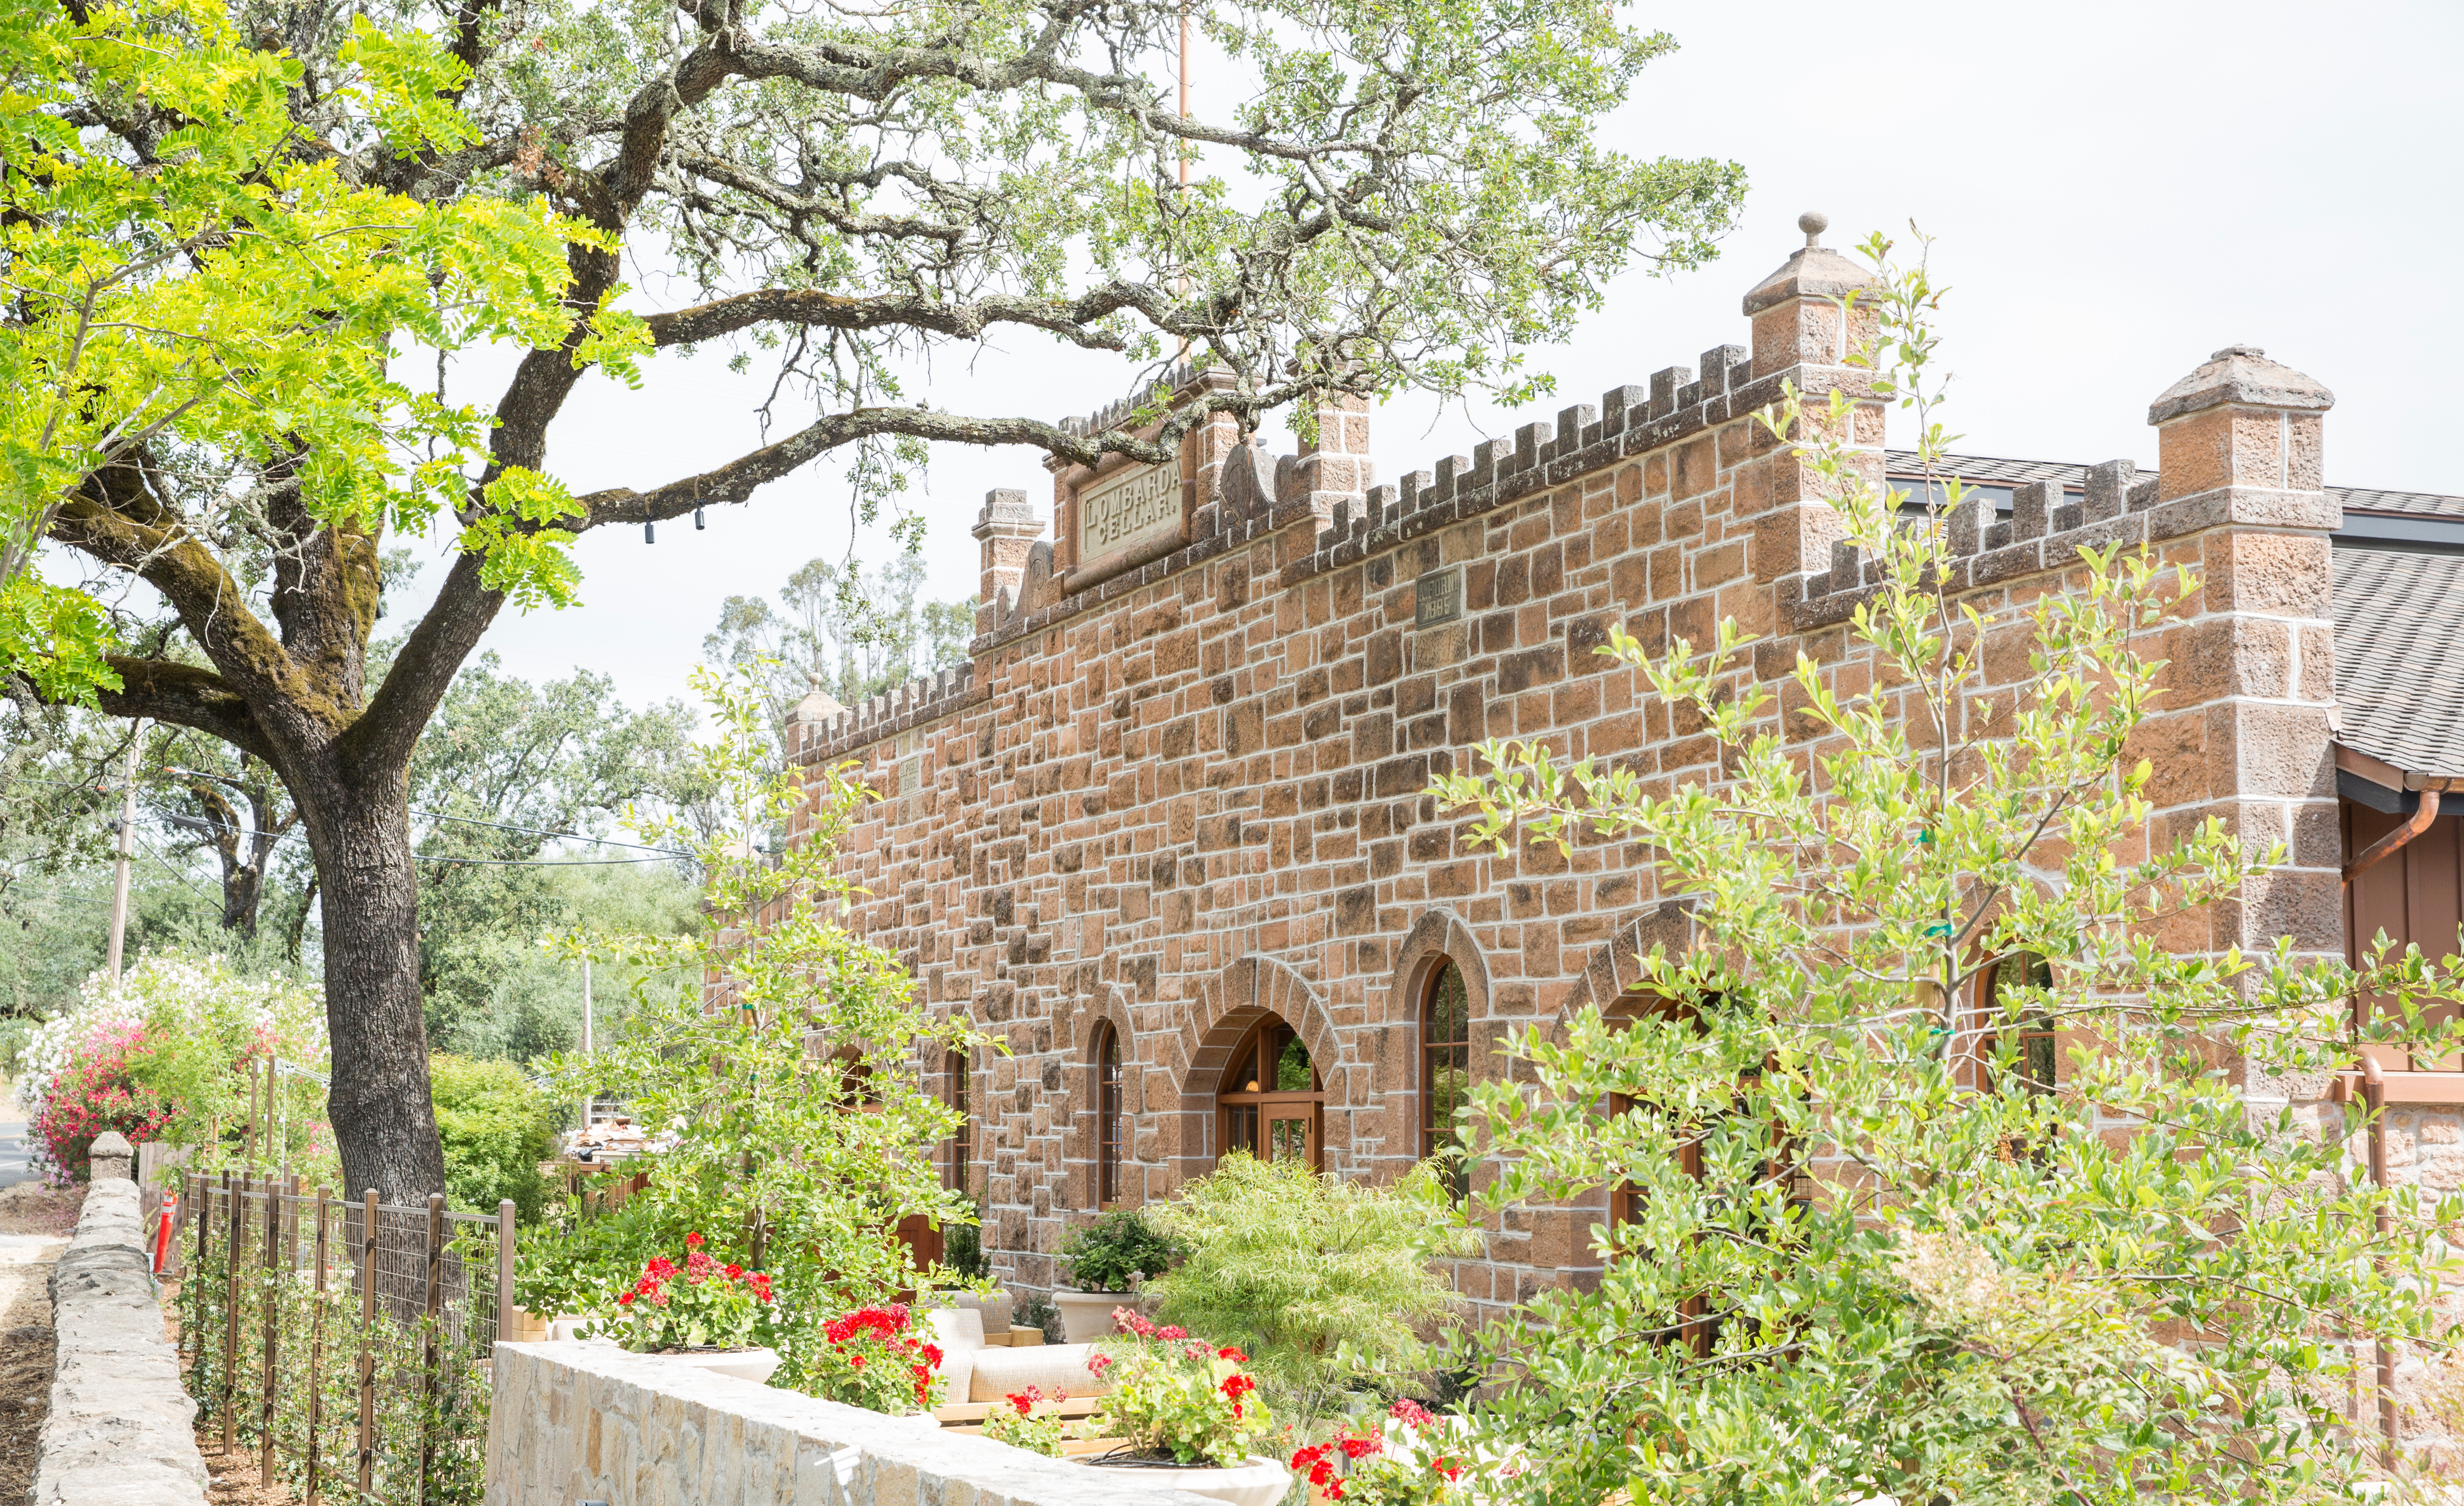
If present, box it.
[1147,1153,1474,1429]
[539,668,988,1385]
[1431,236,2464,1502]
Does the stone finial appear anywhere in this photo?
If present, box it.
[89,1130,133,1183]
[1741,218,1881,378]
[2147,345,2334,425]
[786,672,845,730]
[1799,210,1829,247]
[1742,238,1875,316]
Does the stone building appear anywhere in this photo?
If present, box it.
[780,218,2464,1320]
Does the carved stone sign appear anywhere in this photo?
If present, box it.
[1078,460,1182,572]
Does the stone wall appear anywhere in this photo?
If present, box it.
[781,226,2352,1316]
[483,1341,1217,1506]
[31,1173,207,1506]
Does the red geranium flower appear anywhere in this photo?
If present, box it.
[1216,1345,1248,1362]
[685,1231,705,1249]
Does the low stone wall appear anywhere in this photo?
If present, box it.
[486,1341,1219,1506]
[32,1175,208,1506]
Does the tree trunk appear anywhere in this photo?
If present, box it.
[297,770,446,1205]
[220,857,265,937]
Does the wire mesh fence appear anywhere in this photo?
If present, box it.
[175,1172,516,1506]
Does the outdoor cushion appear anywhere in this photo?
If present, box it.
[966,1341,1106,1403]
[922,1306,984,1403]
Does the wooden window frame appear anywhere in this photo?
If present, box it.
[947,1047,972,1195]
[1095,1025,1124,1207]
[1969,953,2057,1099]
[1216,1015,1324,1171]
[1422,959,1473,1199]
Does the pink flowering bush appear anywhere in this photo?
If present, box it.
[1290,1400,1469,1504]
[27,1013,170,1183]
[801,1303,945,1415]
[13,953,328,1183]
[583,1233,780,1352]
[1087,1306,1274,1467]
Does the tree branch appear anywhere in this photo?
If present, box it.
[83,658,277,762]
[644,284,1145,351]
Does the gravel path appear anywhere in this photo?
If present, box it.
[0,1184,79,1503]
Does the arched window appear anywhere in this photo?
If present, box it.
[946,1048,972,1194]
[1217,1015,1323,1169]
[1096,1024,1124,1206]
[1976,953,2057,1097]
[1424,959,1472,1200]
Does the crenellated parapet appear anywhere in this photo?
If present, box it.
[791,660,985,765]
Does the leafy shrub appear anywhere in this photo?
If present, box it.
[1012,1292,1063,1344]
[534,671,987,1378]
[1146,1154,1475,1426]
[1056,1207,1183,1292]
[944,1203,988,1281]
[513,1194,687,1320]
[428,1053,559,1223]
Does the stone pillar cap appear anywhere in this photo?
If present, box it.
[89,1131,133,1156]
[2148,345,2334,424]
[972,487,1040,539]
[1741,212,1879,315]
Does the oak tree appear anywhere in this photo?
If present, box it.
[5,0,1743,1200]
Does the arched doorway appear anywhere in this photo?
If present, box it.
[1216,1013,1324,1169]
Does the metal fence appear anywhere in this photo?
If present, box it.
[175,1171,517,1506]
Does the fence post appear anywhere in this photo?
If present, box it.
[421,1192,444,1503]
[307,1187,328,1506]
[356,1189,377,1504]
[496,1199,517,1357]
[221,1172,243,1454]
[240,1055,257,1173]
[186,1172,208,1367]
[260,1177,280,1484]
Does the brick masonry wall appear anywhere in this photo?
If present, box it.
[782,240,2365,1322]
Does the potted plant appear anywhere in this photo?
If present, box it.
[578,1232,783,1382]
[799,1302,948,1415]
[1051,1208,1182,1342]
[1290,1400,1482,1504]
[1072,1309,1289,1506]
[982,1386,1072,1457]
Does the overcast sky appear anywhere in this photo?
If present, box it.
[396,0,2464,714]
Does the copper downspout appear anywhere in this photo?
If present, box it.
[2344,789,2442,887]
[2363,1054,2397,1467]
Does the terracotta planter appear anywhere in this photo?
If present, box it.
[632,1346,782,1384]
[1050,1287,1157,1344]
[1080,1455,1290,1506]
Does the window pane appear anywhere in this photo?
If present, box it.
[1275,1035,1314,1091]
[1428,961,1469,1045]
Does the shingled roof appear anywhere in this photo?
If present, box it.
[1888,451,2464,521]
[2333,548,2464,780]
[1877,452,2464,779]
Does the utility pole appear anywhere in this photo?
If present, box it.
[579,953,594,1135]
[106,722,145,984]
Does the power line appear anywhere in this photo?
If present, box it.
[160,765,692,857]
[406,806,692,858]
